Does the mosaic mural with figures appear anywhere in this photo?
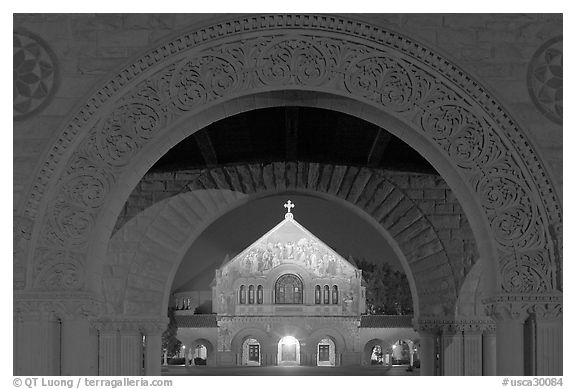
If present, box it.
[13,30,58,120]
[220,234,357,280]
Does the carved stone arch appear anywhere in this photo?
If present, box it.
[21,15,561,313]
[189,337,215,365]
[107,162,465,318]
[308,328,348,353]
[363,338,388,365]
[230,327,270,354]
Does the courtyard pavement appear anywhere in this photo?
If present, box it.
[162,365,419,376]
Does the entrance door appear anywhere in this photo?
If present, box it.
[317,338,336,366]
[277,336,300,366]
[248,344,260,362]
[318,345,330,362]
[282,343,297,361]
[243,338,261,366]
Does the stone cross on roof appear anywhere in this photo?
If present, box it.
[284,200,294,219]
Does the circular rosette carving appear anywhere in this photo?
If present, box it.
[500,255,551,293]
[96,102,163,167]
[13,30,59,120]
[345,54,414,112]
[170,54,241,112]
[256,38,329,87]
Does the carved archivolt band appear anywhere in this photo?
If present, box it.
[21,15,561,297]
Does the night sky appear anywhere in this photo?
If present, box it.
[171,193,402,292]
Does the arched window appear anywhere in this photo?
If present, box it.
[275,274,303,304]
[332,285,339,304]
[248,285,255,304]
[239,285,246,304]
[315,285,321,304]
[257,285,263,304]
[323,285,330,304]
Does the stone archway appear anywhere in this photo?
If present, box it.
[229,327,271,366]
[277,336,300,366]
[189,338,214,366]
[15,14,562,376]
[363,339,387,366]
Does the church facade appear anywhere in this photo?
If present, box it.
[174,202,417,367]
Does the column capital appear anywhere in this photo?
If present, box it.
[94,316,169,334]
[483,293,562,322]
[140,318,169,335]
[415,317,495,334]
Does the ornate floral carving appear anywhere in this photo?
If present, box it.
[95,101,165,168]
[346,54,415,112]
[256,38,330,87]
[170,54,242,112]
[23,15,560,299]
[34,248,85,290]
[500,252,553,293]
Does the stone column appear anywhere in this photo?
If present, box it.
[440,325,464,376]
[98,322,120,375]
[144,334,162,375]
[462,326,483,376]
[532,301,563,375]
[482,327,497,376]
[486,297,529,376]
[119,324,143,375]
[14,308,60,375]
[417,329,438,376]
[142,320,167,376]
[57,298,102,376]
[61,317,94,375]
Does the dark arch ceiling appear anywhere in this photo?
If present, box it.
[151,107,437,174]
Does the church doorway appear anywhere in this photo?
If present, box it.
[193,345,207,366]
[316,338,336,367]
[242,338,261,366]
[277,336,300,366]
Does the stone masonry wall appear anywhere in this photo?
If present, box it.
[13,14,562,213]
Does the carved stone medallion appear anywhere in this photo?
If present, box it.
[13,29,58,121]
[527,36,562,125]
